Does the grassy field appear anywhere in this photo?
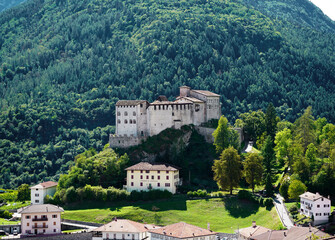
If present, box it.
[0,218,20,225]
[62,196,282,233]
[0,201,30,211]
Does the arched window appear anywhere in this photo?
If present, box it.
[117,112,121,116]
[133,111,136,116]
[124,119,128,124]
[117,119,121,124]
[130,120,133,124]
[133,119,136,124]
[124,112,128,116]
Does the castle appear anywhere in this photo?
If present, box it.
[109,86,221,148]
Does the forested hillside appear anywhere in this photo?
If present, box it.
[0,0,25,12]
[1,0,335,188]
[243,0,335,33]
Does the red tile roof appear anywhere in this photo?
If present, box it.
[31,181,58,189]
[94,219,159,233]
[125,162,179,171]
[149,222,217,239]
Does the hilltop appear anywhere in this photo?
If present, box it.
[0,0,335,187]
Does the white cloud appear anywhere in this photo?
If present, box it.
[309,0,335,21]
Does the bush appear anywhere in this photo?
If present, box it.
[237,190,252,200]
[264,198,273,209]
[0,210,12,219]
[187,189,208,198]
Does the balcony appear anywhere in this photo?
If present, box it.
[32,225,48,229]
[32,217,48,221]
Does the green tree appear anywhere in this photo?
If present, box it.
[239,110,266,141]
[213,116,239,154]
[265,103,279,141]
[17,184,30,201]
[305,143,318,172]
[288,180,307,200]
[274,128,293,167]
[279,176,290,200]
[293,107,316,151]
[262,136,275,195]
[243,153,263,193]
[212,146,242,194]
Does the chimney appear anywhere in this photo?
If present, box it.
[252,221,256,228]
[180,86,190,97]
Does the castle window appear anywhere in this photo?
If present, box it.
[117,112,121,116]
[133,111,136,116]
[131,175,134,179]
[118,119,121,124]
[195,104,200,112]
[140,175,143,179]
[157,183,160,187]
[166,176,169,180]
[176,105,178,110]
[130,119,133,124]
[146,176,149,179]
[124,119,128,124]
[133,119,136,124]
[140,183,143,187]
[131,182,134,186]
[158,176,160,180]
[141,131,144,136]
[172,105,174,110]
[151,176,154,180]
[158,171,160,173]
[125,112,128,116]
[159,105,161,110]
[188,105,189,110]
[140,104,143,107]
[154,106,156,110]
[172,112,174,116]
[146,170,150,173]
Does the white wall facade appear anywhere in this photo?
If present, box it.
[93,231,147,240]
[126,170,179,194]
[116,105,140,137]
[150,232,217,240]
[31,186,57,205]
[300,196,331,225]
[21,212,61,235]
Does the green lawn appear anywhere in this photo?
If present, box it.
[0,218,20,225]
[0,201,30,210]
[62,197,282,233]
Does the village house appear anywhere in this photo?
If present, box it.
[30,181,58,204]
[300,191,331,225]
[148,222,217,240]
[92,218,160,240]
[238,222,271,240]
[110,86,221,148]
[124,162,180,194]
[18,204,64,236]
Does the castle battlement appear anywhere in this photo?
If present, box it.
[110,86,221,148]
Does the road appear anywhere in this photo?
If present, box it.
[273,194,294,229]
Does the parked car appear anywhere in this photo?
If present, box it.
[13,229,18,235]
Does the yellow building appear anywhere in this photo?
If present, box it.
[125,162,180,194]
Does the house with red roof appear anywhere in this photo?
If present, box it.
[30,181,58,204]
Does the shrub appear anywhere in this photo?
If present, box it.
[0,210,12,219]
[237,190,252,200]
[187,189,208,198]
[264,198,273,209]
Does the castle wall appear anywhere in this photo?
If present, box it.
[136,102,149,137]
[109,134,147,148]
[195,126,215,143]
[192,102,206,126]
[116,105,139,137]
[205,96,221,121]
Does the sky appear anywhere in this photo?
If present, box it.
[309,0,335,21]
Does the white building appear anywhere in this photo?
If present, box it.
[92,218,160,240]
[300,192,331,225]
[149,222,217,240]
[18,204,64,236]
[30,181,58,204]
[125,162,180,194]
[110,86,221,148]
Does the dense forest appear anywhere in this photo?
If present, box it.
[0,0,335,188]
[0,0,25,12]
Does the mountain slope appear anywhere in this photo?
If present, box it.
[243,0,335,33]
[0,0,26,12]
[0,0,335,188]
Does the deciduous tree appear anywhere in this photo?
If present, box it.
[288,180,307,200]
[243,153,263,193]
[212,146,242,195]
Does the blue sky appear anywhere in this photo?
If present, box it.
[310,0,335,21]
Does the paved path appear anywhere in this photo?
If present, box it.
[273,194,294,229]
[61,222,97,231]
